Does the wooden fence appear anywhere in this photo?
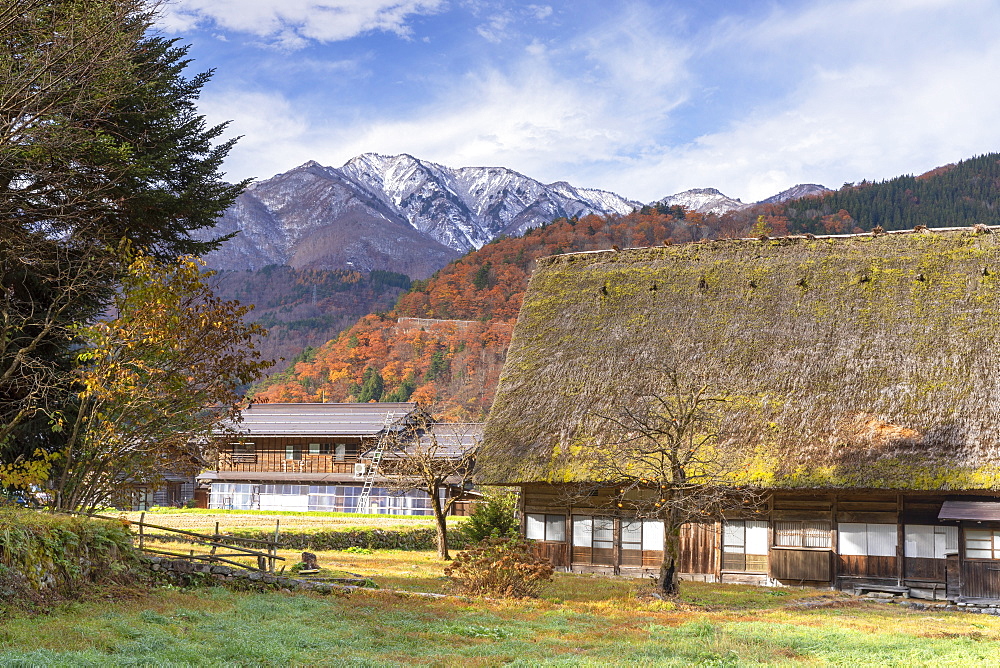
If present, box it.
[81,511,285,572]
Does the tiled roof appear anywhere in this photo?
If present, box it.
[226,403,420,436]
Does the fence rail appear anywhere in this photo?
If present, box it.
[75,511,285,572]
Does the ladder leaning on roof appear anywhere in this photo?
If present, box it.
[356,411,400,514]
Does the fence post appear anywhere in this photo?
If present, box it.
[209,521,220,563]
[139,511,145,551]
[271,519,280,572]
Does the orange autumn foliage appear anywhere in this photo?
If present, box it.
[253,209,708,419]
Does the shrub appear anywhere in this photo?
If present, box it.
[444,538,553,598]
[462,490,519,543]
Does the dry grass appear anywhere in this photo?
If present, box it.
[2,548,1000,666]
[121,508,461,533]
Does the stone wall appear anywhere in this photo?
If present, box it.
[143,556,373,593]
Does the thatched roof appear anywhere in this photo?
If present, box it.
[479,228,1000,489]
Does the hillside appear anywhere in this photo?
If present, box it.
[251,208,716,418]
[715,153,1000,235]
[211,266,410,372]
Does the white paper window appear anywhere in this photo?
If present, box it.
[904,525,957,559]
[335,443,346,461]
[309,443,320,454]
[838,523,867,556]
[838,523,897,557]
[724,521,768,555]
[867,524,897,557]
[593,517,614,550]
[965,529,1000,559]
[723,522,745,551]
[746,521,769,554]
[545,515,566,542]
[527,514,566,542]
[572,516,592,546]
[526,514,545,540]
[621,521,642,552]
[642,520,664,551]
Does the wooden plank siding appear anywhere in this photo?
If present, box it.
[518,485,1000,601]
[960,561,1000,599]
[533,541,570,568]
[905,557,946,582]
[679,522,717,575]
[771,549,832,582]
[837,555,897,579]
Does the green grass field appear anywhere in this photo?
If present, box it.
[120,507,467,533]
[2,544,999,666]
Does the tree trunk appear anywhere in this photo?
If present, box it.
[429,487,450,560]
[659,516,681,597]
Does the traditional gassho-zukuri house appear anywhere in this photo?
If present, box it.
[199,402,481,516]
[478,227,1000,602]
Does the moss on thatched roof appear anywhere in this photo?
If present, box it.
[480,228,1000,489]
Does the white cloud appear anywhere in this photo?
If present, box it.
[188,0,1000,205]
[528,5,553,20]
[158,0,445,46]
[475,12,513,43]
[596,0,1000,202]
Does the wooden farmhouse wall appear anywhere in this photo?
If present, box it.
[519,484,1000,600]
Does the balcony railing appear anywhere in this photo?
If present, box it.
[216,452,364,475]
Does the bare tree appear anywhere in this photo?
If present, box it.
[382,419,479,559]
[583,370,760,596]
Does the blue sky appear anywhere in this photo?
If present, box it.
[159,0,1000,203]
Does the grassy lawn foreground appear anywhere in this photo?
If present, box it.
[2,548,999,666]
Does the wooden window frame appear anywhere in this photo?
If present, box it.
[722,519,769,572]
[572,515,615,566]
[838,522,897,557]
[965,528,1000,560]
[773,520,832,549]
[526,513,567,543]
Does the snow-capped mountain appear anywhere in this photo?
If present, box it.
[655,187,746,215]
[759,183,832,204]
[200,152,832,278]
[201,154,640,278]
[652,184,833,215]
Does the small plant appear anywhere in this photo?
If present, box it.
[444,537,553,598]
[344,546,373,554]
[462,490,519,543]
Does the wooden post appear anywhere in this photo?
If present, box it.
[830,493,838,587]
[271,518,280,572]
[612,517,621,576]
[896,493,904,587]
[209,521,220,563]
[138,511,145,551]
[714,519,722,584]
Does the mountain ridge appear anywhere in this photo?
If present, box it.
[201,152,830,279]
[200,153,642,278]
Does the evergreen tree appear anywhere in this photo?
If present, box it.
[357,367,384,402]
[1,0,248,482]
